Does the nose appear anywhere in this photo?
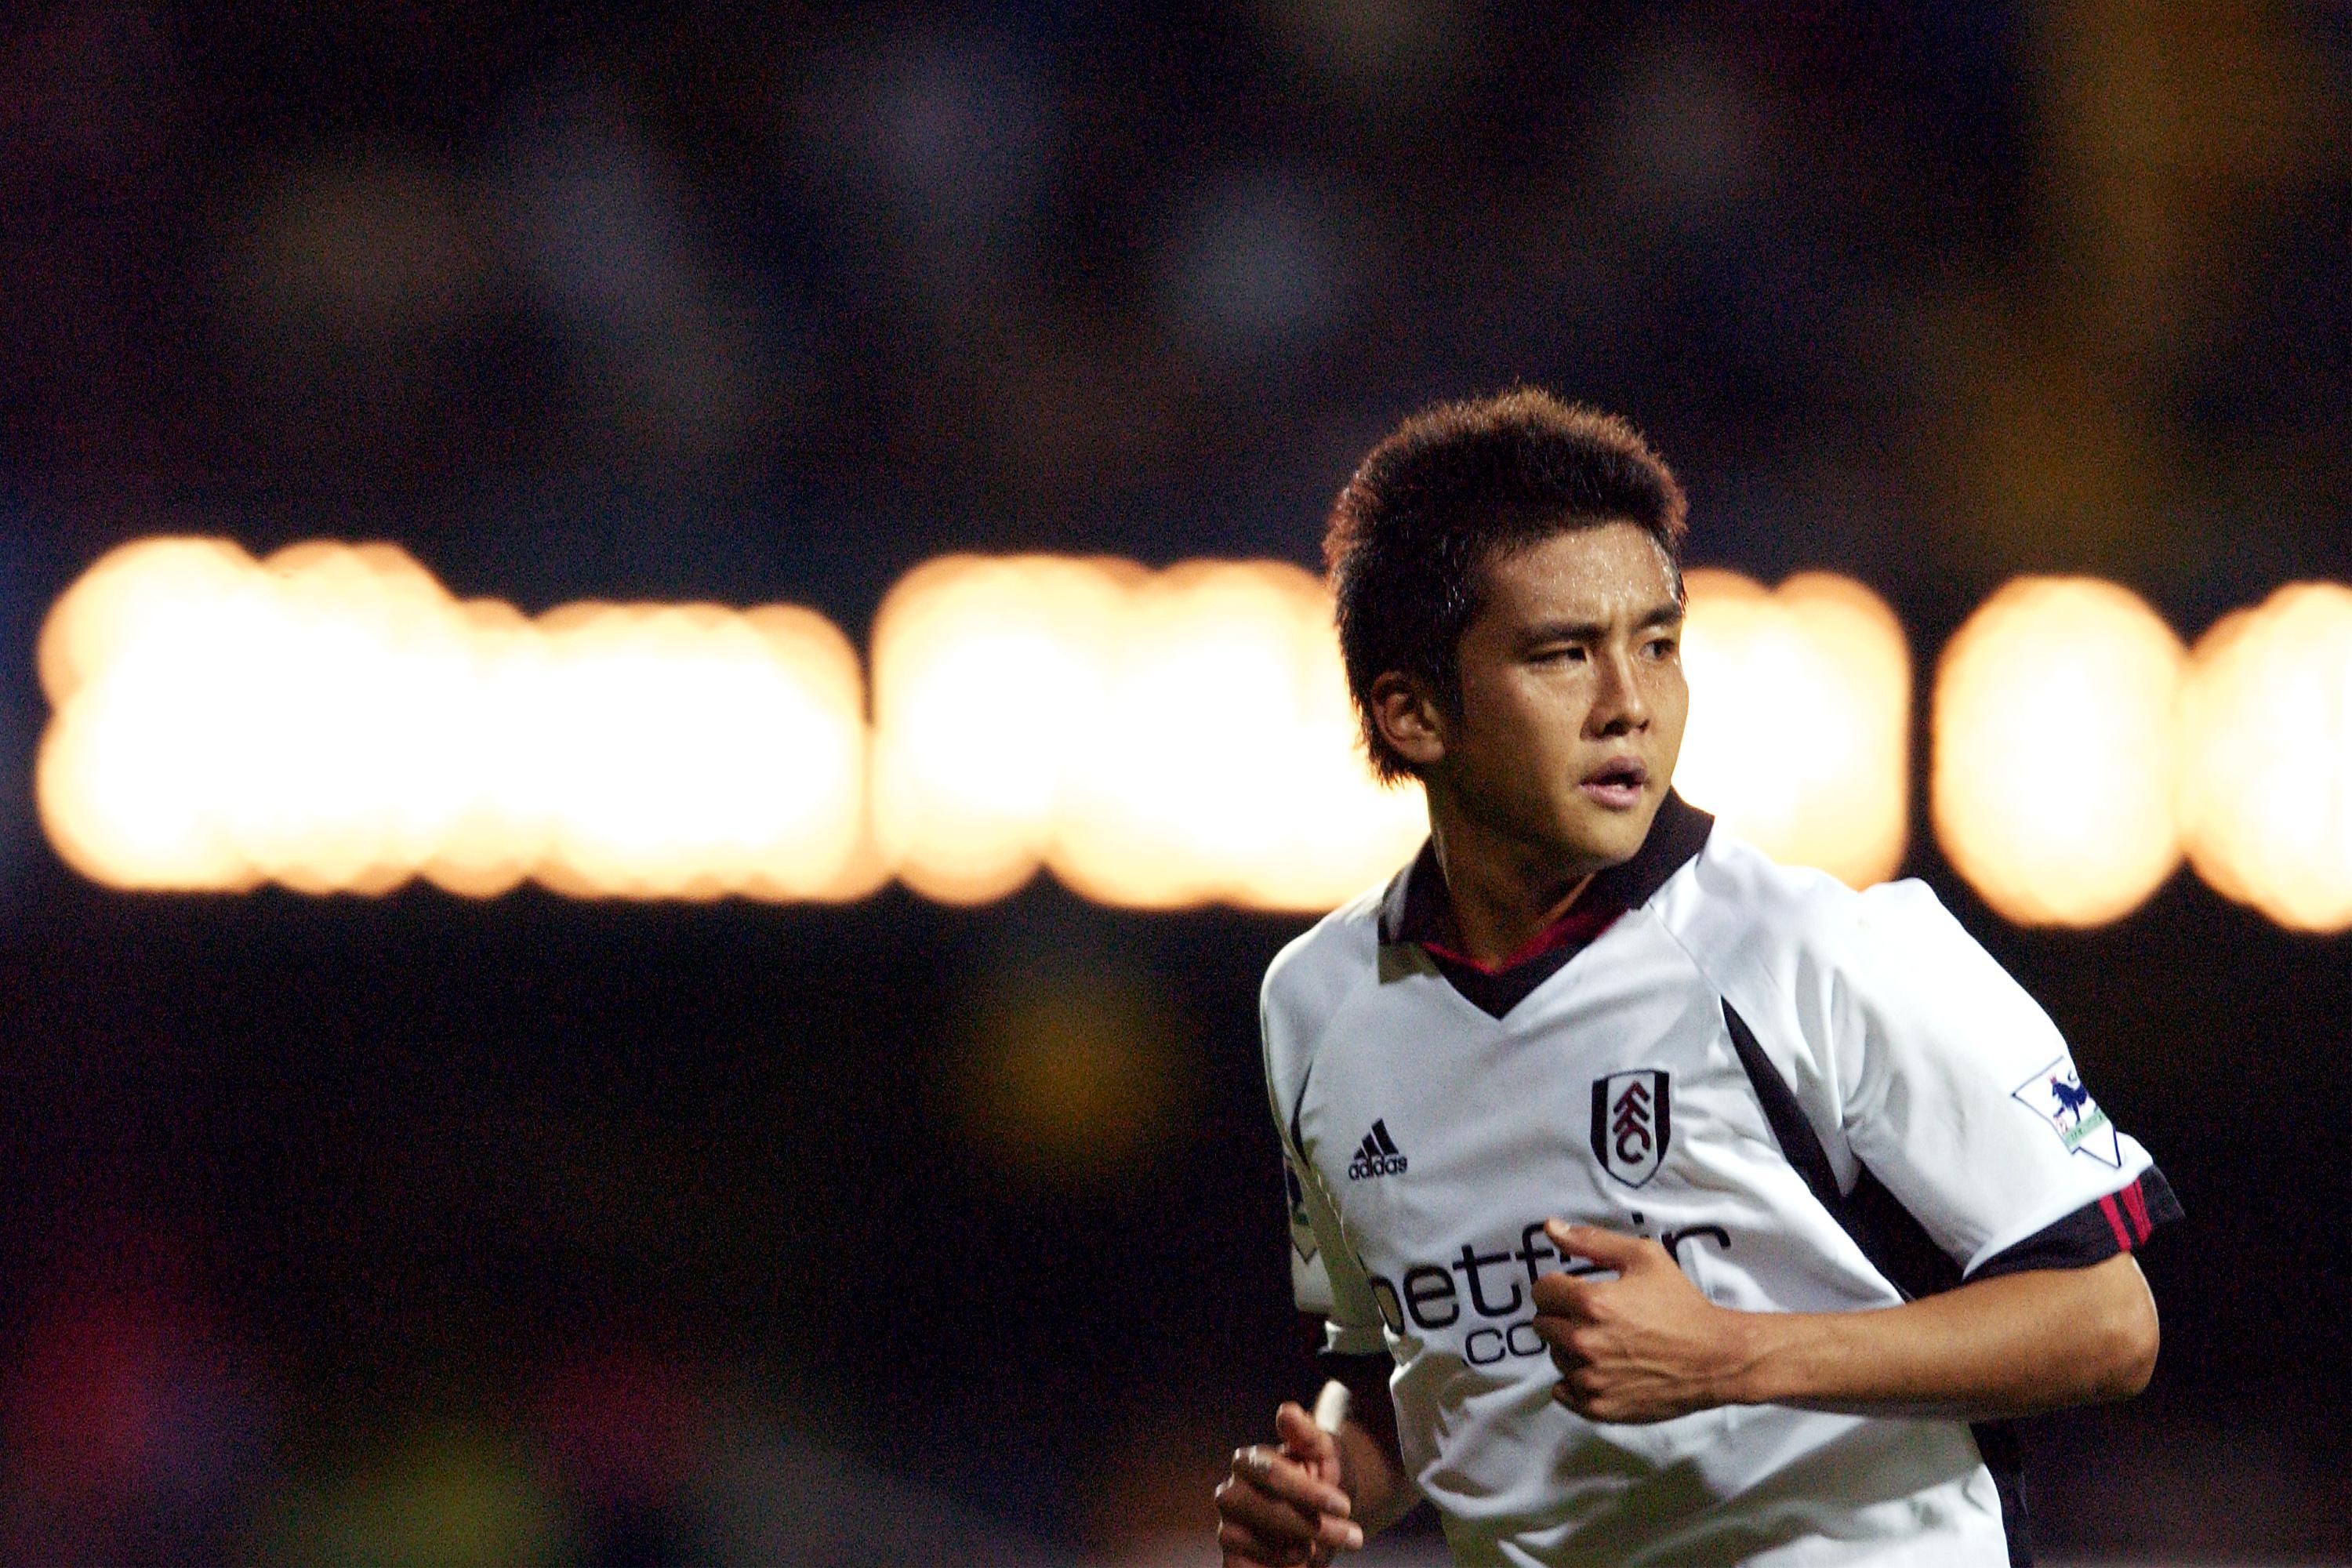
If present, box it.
[1588,644,1652,738]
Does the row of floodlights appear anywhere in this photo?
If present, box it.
[34,539,2352,931]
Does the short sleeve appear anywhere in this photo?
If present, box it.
[1284,1156,1387,1356]
[1818,880,2172,1278]
[1262,955,1388,1358]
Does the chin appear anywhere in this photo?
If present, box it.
[1556,800,1656,869]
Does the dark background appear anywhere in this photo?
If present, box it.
[1,2,2347,1563]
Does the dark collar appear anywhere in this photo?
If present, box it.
[1378,790,1715,1018]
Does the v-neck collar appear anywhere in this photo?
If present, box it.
[1377,791,1715,1019]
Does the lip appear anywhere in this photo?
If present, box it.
[1578,757,1649,809]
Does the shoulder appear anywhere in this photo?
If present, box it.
[1652,826,1859,975]
[1653,825,1989,1010]
[1261,877,1388,1029]
[1259,876,1392,1108]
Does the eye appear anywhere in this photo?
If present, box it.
[1644,633,1679,660]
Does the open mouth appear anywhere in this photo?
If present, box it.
[1580,757,1648,808]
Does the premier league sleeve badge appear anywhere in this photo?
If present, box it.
[2010,1055,2122,1167]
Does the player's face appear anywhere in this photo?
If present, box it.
[1434,522,1689,872]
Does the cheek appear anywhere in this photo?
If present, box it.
[1480,677,1588,757]
[1651,670,1691,750]
[1656,667,1693,728]
[1456,679,1581,785]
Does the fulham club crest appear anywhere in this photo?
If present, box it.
[1592,1070,1671,1189]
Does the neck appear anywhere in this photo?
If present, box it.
[1425,798,1602,967]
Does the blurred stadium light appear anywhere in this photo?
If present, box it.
[2176,583,2352,932]
[37,539,2352,931]
[37,538,874,902]
[870,553,1138,903]
[1932,578,2187,927]
[873,553,1425,910]
[1041,559,1425,909]
[1675,569,1910,888]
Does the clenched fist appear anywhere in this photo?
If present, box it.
[1531,1220,1758,1423]
[1214,1399,1365,1566]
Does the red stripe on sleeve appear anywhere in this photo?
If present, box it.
[2097,1193,2134,1253]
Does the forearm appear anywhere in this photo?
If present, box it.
[1728,1253,2159,1421]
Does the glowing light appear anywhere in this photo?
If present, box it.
[1051,560,1425,910]
[58,535,2343,927]
[869,554,1135,903]
[1932,577,2184,927]
[2176,583,2352,931]
[37,539,872,900]
[873,554,1425,910]
[1674,570,1910,887]
[953,965,1186,1184]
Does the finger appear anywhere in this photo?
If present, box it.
[1555,1377,1667,1426]
[1237,1440,1352,1518]
[1529,1269,1592,1318]
[1545,1219,1660,1271]
[1274,1400,1341,1471]
[1224,1453,1341,1527]
[1221,1457,1366,1553]
[1218,1515,1311,1566]
[1218,1471,1338,1551]
[1530,1316,1587,1371]
[1551,1368,1606,1417]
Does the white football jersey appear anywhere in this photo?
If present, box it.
[1266,795,2174,1568]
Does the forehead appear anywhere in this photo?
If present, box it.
[1474,521,1680,626]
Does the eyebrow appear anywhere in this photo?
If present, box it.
[1519,601,1687,644]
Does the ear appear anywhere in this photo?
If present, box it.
[1369,671,1448,771]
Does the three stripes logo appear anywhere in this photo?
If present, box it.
[1346,1119,1409,1181]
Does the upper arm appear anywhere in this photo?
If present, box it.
[1801,880,2177,1277]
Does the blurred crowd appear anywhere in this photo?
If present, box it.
[7,1,2347,610]
[3,2,2350,1564]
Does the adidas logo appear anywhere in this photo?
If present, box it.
[1346,1119,1409,1181]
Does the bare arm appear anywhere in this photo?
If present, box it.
[1733,1249,2157,1418]
[1531,1221,2158,1425]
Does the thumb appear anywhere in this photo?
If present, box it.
[1275,1400,1340,1468]
[1545,1220,1657,1272]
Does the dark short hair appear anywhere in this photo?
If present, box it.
[1323,388,1689,783]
